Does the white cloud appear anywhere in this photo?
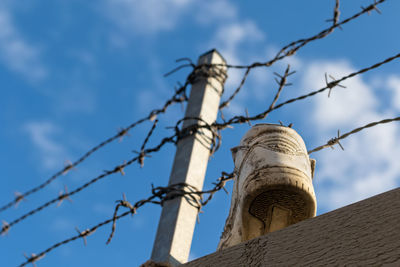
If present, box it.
[386,75,400,112]
[103,0,190,35]
[207,20,266,116]
[103,0,238,38]
[0,7,47,81]
[194,0,237,25]
[210,21,264,66]
[302,60,378,128]
[24,121,67,170]
[103,0,268,118]
[301,59,400,212]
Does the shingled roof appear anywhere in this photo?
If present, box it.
[185,187,400,266]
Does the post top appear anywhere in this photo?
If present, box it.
[198,49,227,65]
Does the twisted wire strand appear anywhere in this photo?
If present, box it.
[3,49,399,237]
[1,0,385,214]
[17,172,234,267]
[218,0,384,109]
[3,1,398,266]
[215,51,400,129]
[308,116,400,154]
[5,48,399,236]
[0,84,189,214]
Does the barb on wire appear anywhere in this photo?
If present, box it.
[270,65,295,109]
[361,0,382,15]
[61,160,75,175]
[17,171,234,267]
[0,83,189,214]
[1,220,10,236]
[117,127,131,142]
[106,193,136,245]
[135,119,159,167]
[327,130,345,151]
[325,73,346,97]
[326,0,341,28]
[215,51,400,130]
[75,227,96,246]
[23,253,45,267]
[14,192,26,208]
[308,116,400,154]
[245,108,252,126]
[57,186,73,207]
[217,0,385,109]
[114,161,126,176]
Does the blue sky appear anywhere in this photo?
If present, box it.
[1,0,400,266]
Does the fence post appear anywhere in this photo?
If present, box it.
[150,49,227,266]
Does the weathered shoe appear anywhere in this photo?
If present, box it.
[218,124,316,250]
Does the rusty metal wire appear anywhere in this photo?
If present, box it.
[1,50,231,214]
[106,193,135,245]
[163,58,196,77]
[22,253,44,267]
[1,0,383,215]
[308,116,400,154]
[0,132,177,235]
[215,51,400,130]
[4,1,399,265]
[269,65,295,111]
[0,85,188,214]
[228,0,383,71]
[4,48,399,236]
[17,172,234,267]
[135,119,159,167]
[1,79,225,236]
[218,0,384,110]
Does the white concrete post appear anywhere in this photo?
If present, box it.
[151,49,227,266]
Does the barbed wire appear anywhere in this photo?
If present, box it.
[0,43,232,215]
[17,172,234,267]
[3,48,399,237]
[1,51,231,235]
[0,132,176,235]
[0,0,383,214]
[0,84,189,214]
[218,0,385,110]
[19,116,400,265]
[11,116,400,267]
[308,116,400,154]
[214,51,400,130]
[2,1,398,266]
